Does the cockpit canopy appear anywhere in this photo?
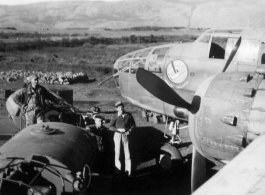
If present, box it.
[114,28,265,76]
[196,29,261,63]
[114,44,175,75]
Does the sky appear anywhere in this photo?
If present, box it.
[0,0,128,5]
[0,0,214,6]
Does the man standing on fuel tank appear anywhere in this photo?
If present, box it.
[13,74,62,126]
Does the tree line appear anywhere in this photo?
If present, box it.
[0,34,198,52]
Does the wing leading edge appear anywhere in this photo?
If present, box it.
[193,135,265,195]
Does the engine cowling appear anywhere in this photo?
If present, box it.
[189,72,265,165]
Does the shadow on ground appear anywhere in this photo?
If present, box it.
[89,156,193,195]
[88,126,193,195]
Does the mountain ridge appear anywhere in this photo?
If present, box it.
[0,0,265,30]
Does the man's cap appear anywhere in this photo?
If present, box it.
[28,74,38,81]
[93,114,105,122]
[115,101,124,108]
[91,106,100,113]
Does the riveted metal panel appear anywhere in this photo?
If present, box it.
[248,110,265,135]
[251,90,265,111]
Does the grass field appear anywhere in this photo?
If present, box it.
[0,43,155,78]
[0,30,202,84]
[0,28,204,37]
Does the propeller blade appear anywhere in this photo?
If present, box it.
[191,146,206,192]
[222,36,242,72]
[136,68,191,110]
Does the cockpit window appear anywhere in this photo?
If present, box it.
[148,47,170,73]
[128,48,151,73]
[134,48,152,58]
[197,34,211,43]
[116,48,152,74]
[226,38,259,63]
[152,47,170,55]
[209,36,228,59]
[117,60,130,72]
[130,59,146,74]
[119,52,135,60]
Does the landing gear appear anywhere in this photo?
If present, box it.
[141,110,169,124]
[169,120,182,144]
[141,109,149,122]
[157,144,182,175]
[153,113,159,124]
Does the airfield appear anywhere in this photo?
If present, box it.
[0,28,216,194]
[2,0,265,193]
[74,84,193,195]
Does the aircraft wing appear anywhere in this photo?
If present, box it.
[193,135,265,195]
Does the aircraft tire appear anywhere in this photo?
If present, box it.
[157,144,182,175]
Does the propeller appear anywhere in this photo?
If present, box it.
[136,36,242,111]
[191,146,206,192]
[136,69,206,192]
[136,68,191,110]
[222,36,241,72]
[136,36,242,194]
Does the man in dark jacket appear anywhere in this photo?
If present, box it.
[86,114,113,174]
[109,101,136,177]
[86,114,109,152]
[13,74,61,126]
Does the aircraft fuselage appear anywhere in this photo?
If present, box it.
[116,28,265,121]
[115,28,265,164]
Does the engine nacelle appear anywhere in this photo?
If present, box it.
[0,122,98,194]
[189,72,265,165]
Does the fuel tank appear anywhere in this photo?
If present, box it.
[0,122,98,195]
[189,72,265,164]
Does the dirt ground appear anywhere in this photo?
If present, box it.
[69,82,194,195]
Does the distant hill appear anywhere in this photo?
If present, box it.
[0,0,265,30]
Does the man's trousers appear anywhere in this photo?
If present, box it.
[113,132,131,175]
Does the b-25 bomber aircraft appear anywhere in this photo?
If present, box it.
[108,28,265,194]
[107,28,265,123]
[134,28,265,194]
